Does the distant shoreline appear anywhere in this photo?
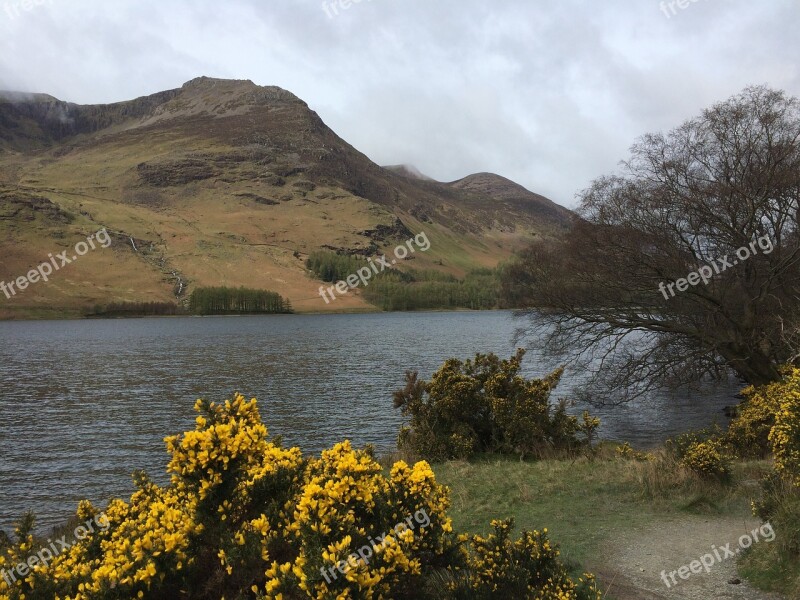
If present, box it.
[0,306,504,322]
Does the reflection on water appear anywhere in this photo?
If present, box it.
[0,311,739,531]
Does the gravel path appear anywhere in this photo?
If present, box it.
[594,515,785,600]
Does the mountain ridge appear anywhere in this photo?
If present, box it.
[0,77,571,318]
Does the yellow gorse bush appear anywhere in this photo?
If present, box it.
[728,366,800,486]
[615,442,652,462]
[680,439,731,479]
[445,519,600,599]
[766,368,800,487]
[726,376,784,458]
[747,366,800,575]
[0,393,601,600]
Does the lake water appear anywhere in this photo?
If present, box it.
[0,311,740,532]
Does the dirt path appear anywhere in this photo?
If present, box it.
[593,515,785,600]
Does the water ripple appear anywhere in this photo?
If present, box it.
[0,312,738,532]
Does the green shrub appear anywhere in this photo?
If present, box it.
[394,349,595,461]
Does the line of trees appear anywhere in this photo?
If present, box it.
[308,250,499,311]
[306,251,361,282]
[188,287,293,315]
[85,302,185,317]
[305,251,410,283]
[362,269,498,311]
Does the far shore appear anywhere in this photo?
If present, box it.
[0,305,509,322]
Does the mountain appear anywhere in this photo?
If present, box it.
[449,172,570,226]
[0,77,572,318]
[383,164,435,181]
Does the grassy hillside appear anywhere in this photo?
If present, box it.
[0,77,571,318]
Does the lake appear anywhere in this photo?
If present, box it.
[0,311,740,532]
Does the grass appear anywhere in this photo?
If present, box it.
[740,543,800,597]
[740,544,800,598]
[739,480,800,598]
[431,450,773,593]
[434,455,654,567]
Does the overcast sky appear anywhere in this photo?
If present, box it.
[1,0,798,207]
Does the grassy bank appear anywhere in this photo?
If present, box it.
[432,452,775,597]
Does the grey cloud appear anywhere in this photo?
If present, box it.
[1,0,798,206]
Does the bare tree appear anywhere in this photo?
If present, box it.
[504,86,800,404]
